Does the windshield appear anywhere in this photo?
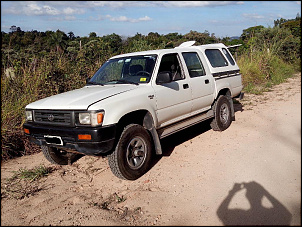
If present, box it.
[88,55,157,85]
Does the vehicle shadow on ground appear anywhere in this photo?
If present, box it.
[149,119,212,170]
[149,101,244,170]
[160,119,213,157]
[233,101,244,112]
[216,181,292,226]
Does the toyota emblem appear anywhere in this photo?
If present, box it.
[48,114,55,121]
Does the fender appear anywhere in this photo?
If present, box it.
[88,85,159,127]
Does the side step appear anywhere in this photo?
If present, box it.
[157,109,214,139]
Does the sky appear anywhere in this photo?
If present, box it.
[1,1,301,38]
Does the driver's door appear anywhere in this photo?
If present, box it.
[153,53,192,127]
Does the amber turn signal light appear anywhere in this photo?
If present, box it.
[78,134,92,140]
[24,128,30,134]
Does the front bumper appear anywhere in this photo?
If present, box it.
[23,123,117,155]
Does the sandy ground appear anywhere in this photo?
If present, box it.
[1,73,301,226]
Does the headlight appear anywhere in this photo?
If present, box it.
[79,113,91,124]
[79,111,104,126]
[25,110,33,121]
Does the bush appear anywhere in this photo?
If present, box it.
[237,48,296,94]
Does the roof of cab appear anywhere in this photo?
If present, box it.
[110,41,228,59]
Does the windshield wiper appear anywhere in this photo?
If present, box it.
[117,79,139,85]
[86,81,104,86]
[106,80,139,85]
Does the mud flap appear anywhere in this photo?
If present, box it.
[143,112,162,155]
[228,96,235,121]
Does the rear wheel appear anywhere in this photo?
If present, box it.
[108,124,153,180]
[210,95,232,131]
[41,145,83,165]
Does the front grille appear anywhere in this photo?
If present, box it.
[34,110,72,126]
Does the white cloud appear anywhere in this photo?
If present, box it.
[63,7,85,15]
[154,1,244,8]
[3,1,245,17]
[24,3,43,15]
[3,2,85,16]
[106,15,152,23]
[87,1,127,8]
[86,1,244,8]
[242,13,265,20]
[63,7,77,15]
[43,5,60,15]
[138,16,152,21]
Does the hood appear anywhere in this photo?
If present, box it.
[26,85,137,110]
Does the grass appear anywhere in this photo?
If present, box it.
[1,165,53,199]
[237,50,297,94]
[10,165,52,181]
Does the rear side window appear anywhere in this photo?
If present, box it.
[182,52,205,77]
[205,49,228,68]
[222,48,235,65]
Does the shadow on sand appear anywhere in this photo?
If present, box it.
[217,181,292,226]
[149,102,244,172]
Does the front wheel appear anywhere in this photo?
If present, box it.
[210,95,232,131]
[41,146,83,165]
[108,124,153,180]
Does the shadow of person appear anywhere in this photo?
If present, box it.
[217,181,292,226]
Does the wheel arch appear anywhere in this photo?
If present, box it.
[216,88,231,98]
[214,88,235,119]
[115,110,162,155]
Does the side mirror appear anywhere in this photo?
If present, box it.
[156,71,172,84]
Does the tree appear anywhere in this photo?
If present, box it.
[183,30,217,45]
[68,31,75,40]
[240,25,265,41]
[89,32,97,38]
[10,25,17,33]
[49,30,68,53]
[274,18,287,27]
[102,33,122,53]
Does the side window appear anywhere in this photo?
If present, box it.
[158,53,184,81]
[205,49,228,68]
[182,52,206,77]
[222,48,235,65]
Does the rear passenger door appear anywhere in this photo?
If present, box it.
[153,53,192,127]
[181,51,215,114]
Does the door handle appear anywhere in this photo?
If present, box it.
[183,84,189,89]
[205,79,209,84]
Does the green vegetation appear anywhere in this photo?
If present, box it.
[10,165,52,181]
[1,15,300,160]
[1,165,53,199]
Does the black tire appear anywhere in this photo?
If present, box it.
[210,95,232,131]
[41,145,83,165]
[108,124,153,180]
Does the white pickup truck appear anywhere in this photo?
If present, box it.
[24,41,243,180]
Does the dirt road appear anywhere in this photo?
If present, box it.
[1,73,301,226]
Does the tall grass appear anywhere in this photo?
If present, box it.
[1,53,89,160]
[237,48,297,94]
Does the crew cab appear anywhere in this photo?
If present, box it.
[23,41,243,180]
